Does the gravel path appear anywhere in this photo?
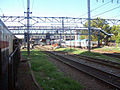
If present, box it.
[46,54,115,90]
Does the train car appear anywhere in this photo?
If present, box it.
[0,19,20,90]
[80,39,92,48]
[65,40,81,47]
[0,19,13,75]
[64,39,93,48]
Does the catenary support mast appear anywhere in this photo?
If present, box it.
[88,0,91,52]
[27,0,30,56]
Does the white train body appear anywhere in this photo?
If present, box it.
[0,19,14,54]
[0,19,21,90]
[0,19,14,76]
[65,40,81,47]
[65,39,93,48]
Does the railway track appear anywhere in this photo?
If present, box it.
[44,51,120,89]
[37,47,120,89]
[68,53,120,69]
[43,49,120,69]
[103,53,120,59]
[36,46,120,66]
[37,46,120,76]
[37,46,120,71]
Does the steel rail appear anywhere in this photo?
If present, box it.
[103,53,120,59]
[47,51,120,89]
[38,48,120,89]
[50,51,120,69]
[69,54,120,69]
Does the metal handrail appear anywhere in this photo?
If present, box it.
[9,46,19,63]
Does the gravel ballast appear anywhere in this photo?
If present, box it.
[46,55,115,90]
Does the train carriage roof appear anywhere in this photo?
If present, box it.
[0,19,13,35]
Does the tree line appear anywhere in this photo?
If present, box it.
[82,17,120,46]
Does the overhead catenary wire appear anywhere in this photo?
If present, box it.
[0,8,4,15]
[17,0,25,11]
[31,0,38,17]
[21,0,25,11]
[31,0,35,12]
[97,0,119,3]
[110,14,120,19]
[92,5,120,18]
[79,0,111,17]
[90,0,111,12]
[30,0,35,27]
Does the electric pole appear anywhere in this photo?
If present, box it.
[88,0,91,52]
[27,0,30,56]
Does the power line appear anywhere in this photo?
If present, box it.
[92,5,120,17]
[110,14,120,19]
[0,8,4,15]
[79,0,111,17]
[97,0,120,3]
[0,8,3,13]
[90,1,111,12]
[31,0,35,12]
[17,0,25,13]
[21,0,25,11]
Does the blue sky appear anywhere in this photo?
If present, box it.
[0,0,120,19]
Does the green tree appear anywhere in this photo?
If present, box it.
[84,17,111,45]
[84,17,110,33]
[110,25,120,46]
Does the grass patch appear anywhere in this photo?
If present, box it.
[55,48,120,63]
[56,48,86,54]
[21,49,83,90]
[21,49,28,58]
[93,46,120,53]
